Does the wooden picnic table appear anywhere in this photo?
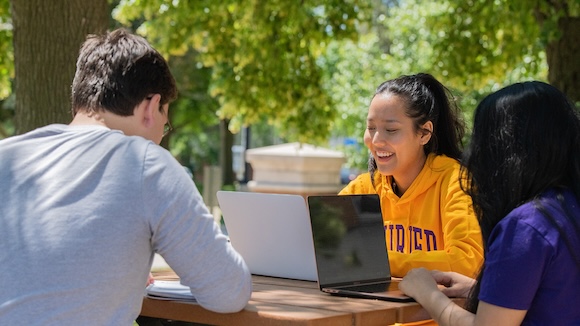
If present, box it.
[139,271,463,325]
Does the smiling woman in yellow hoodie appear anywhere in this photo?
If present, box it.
[340,73,483,280]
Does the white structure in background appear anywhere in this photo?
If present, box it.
[245,142,346,196]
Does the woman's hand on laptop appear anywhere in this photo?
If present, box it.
[399,267,440,299]
[400,268,476,299]
[431,270,475,298]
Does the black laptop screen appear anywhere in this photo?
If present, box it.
[307,194,391,287]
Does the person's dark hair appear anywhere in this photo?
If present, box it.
[460,81,580,312]
[368,73,466,179]
[71,28,178,116]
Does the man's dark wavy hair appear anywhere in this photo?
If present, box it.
[71,28,177,116]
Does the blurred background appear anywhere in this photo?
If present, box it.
[1,0,578,193]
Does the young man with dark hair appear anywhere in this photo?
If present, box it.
[0,28,252,325]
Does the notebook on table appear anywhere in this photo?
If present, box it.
[307,194,413,302]
[216,191,318,281]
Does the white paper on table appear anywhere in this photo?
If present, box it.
[145,280,197,302]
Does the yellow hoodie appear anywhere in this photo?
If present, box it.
[339,154,483,278]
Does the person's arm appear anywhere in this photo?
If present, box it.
[143,145,252,313]
[400,268,526,326]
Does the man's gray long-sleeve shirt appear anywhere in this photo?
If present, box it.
[0,124,252,325]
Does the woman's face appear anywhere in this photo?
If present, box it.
[364,93,432,189]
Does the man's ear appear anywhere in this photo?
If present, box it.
[140,94,161,128]
[420,121,433,145]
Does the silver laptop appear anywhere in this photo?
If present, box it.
[307,194,413,302]
[217,191,318,281]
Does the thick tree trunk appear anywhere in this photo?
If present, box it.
[545,16,580,103]
[10,0,109,134]
[220,119,236,186]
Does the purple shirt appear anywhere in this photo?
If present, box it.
[479,189,580,324]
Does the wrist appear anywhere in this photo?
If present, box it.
[420,290,454,325]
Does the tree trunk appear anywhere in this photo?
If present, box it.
[10,0,109,134]
[219,119,236,186]
[545,16,580,104]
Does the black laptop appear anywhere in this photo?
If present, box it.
[307,194,414,302]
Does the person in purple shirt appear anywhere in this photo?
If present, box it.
[398,81,580,325]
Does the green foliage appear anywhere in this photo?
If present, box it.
[109,0,561,174]
[1,0,562,169]
[0,0,13,138]
[428,0,545,90]
[319,35,381,169]
[387,0,553,93]
[165,49,221,174]
[0,0,12,100]
[318,0,552,170]
[114,0,373,145]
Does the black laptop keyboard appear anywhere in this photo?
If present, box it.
[344,283,390,293]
